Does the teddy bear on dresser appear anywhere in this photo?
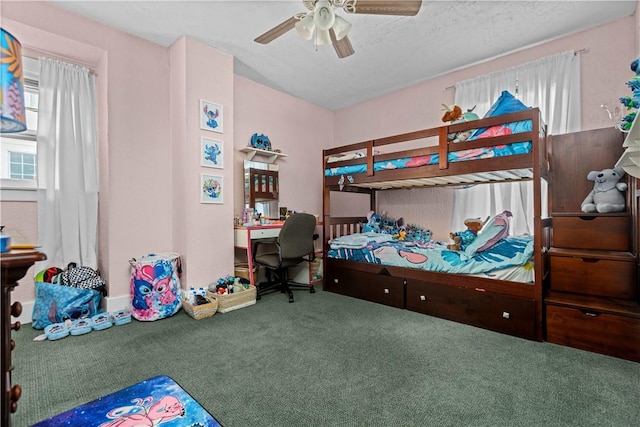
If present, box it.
[581,167,628,213]
[447,216,489,251]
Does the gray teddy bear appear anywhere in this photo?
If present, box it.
[581,167,628,213]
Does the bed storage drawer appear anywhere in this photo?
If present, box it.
[545,304,640,362]
[551,215,630,251]
[325,267,405,309]
[406,279,536,340]
[548,250,636,299]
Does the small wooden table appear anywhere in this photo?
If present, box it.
[1,249,46,427]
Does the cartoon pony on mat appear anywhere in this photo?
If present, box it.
[100,396,185,426]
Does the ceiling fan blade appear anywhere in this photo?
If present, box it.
[330,29,355,59]
[344,0,422,16]
[254,16,298,44]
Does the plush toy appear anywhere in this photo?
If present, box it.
[362,211,404,235]
[441,104,480,142]
[581,167,628,213]
[447,216,489,251]
[250,133,272,151]
[362,211,383,233]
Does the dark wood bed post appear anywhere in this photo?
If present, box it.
[322,150,330,266]
[531,109,546,341]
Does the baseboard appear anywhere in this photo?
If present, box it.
[102,294,130,313]
[14,295,130,326]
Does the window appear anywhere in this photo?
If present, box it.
[0,56,38,200]
[9,151,36,179]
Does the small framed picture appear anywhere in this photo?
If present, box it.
[200,99,223,133]
[200,174,223,204]
[201,137,223,169]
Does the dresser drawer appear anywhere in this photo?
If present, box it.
[406,279,536,340]
[552,215,630,251]
[325,267,405,308]
[549,254,636,299]
[546,304,640,362]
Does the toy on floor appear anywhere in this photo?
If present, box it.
[447,216,489,251]
[581,167,628,213]
[34,310,131,341]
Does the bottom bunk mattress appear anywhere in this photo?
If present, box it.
[327,233,534,283]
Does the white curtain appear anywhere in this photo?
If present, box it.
[452,50,580,235]
[37,58,99,269]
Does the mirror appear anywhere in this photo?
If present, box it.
[244,160,279,218]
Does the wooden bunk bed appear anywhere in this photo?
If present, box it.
[322,108,551,341]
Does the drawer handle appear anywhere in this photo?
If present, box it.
[11,321,21,332]
[384,288,389,294]
[420,295,426,301]
[475,288,486,292]
[580,310,601,317]
[10,384,22,402]
[578,216,596,221]
[502,312,510,319]
[11,301,22,317]
[333,278,339,284]
[581,258,599,263]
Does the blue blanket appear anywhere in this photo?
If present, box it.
[328,235,533,275]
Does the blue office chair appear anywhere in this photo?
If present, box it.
[252,213,317,303]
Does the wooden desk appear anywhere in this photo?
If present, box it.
[1,249,46,427]
[234,224,283,286]
[234,223,323,287]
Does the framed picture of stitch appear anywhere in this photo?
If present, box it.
[200,99,224,133]
[200,174,223,204]
[201,138,223,169]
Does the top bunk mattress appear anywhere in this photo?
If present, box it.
[325,140,532,177]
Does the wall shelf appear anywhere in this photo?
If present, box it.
[240,147,288,163]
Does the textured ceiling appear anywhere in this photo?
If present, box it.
[52,0,637,111]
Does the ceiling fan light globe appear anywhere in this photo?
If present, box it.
[315,29,332,46]
[332,15,351,40]
[295,13,316,40]
[313,1,336,31]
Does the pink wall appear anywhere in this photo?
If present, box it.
[234,76,333,218]
[170,36,235,288]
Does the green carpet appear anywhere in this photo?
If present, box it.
[12,285,640,426]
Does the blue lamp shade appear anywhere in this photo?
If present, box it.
[0,28,26,133]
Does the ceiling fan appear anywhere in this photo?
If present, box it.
[254,0,422,59]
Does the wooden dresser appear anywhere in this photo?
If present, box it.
[1,249,46,427]
[545,128,640,362]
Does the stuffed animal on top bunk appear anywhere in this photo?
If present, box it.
[447,216,490,251]
[581,167,628,213]
[441,104,480,143]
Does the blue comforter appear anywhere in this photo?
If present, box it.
[328,234,533,275]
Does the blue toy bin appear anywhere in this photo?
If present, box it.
[129,252,182,321]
